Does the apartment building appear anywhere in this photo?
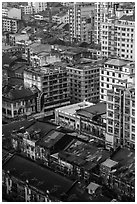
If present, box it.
[94,2,118,45]
[2,17,20,33]
[2,7,21,20]
[69,2,95,43]
[24,63,70,115]
[20,5,34,15]
[105,82,135,150]
[52,11,69,25]
[28,2,47,13]
[24,43,61,67]
[100,58,135,102]
[67,59,102,104]
[101,14,135,61]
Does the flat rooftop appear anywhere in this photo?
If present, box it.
[25,63,67,75]
[3,154,74,198]
[77,102,106,117]
[105,58,131,67]
[28,43,51,54]
[56,101,93,116]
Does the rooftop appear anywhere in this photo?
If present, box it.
[2,119,35,138]
[38,130,65,149]
[101,158,118,169]
[24,62,67,75]
[28,43,51,54]
[3,154,74,198]
[77,102,106,117]
[119,15,135,22]
[2,85,38,101]
[25,121,58,140]
[87,182,100,191]
[105,59,131,67]
[111,148,135,186]
[59,139,110,169]
[56,101,93,116]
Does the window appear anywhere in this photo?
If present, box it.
[101,76,104,80]
[118,74,121,78]
[107,84,109,88]
[107,71,109,75]
[112,72,115,77]
[131,134,135,140]
[101,95,104,99]
[132,101,135,107]
[125,107,130,114]
[108,126,113,133]
[108,96,113,101]
[112,79,115,83]
[108,111,113,118]
[108,103,113,109]
[132,126,135,132]
[132,109,135,116]
[107,78,109,82]
[108,119,113,125]
[101,70,104,74]
[132,118,135,124]
[101,83,104,87]
[101,89,104,93]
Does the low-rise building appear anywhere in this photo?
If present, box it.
[52,11,69,25]
[58,139,110,182]
[2,154,75,202]
[2,85,39,119]
[77,102,106,144]
[100,148,135,201]
[55,101,93,131]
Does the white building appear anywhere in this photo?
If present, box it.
[101,14,135,61]
[106,82,135,150]
[55,101,93,131]
[2,7,21,20]
[100,58,135,102]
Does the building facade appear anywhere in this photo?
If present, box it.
[67,59,101,104]
[2,85,39,119]
[105,83,135,150]
[100,58,135,102]
[101,14,135,61]
[69,2,95,43]
[2,17,19,33]
[24,64,70,115]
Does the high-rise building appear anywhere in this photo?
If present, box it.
[24,63,70,115]
[69,2,95,43]
[67,59,102,104]
[94,2,117,45]
[105,82,135,150]
[100,58,135,102]
[101,14,135,60]
[28,2,47,13]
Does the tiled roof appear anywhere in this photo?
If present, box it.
[2,85,37,101]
